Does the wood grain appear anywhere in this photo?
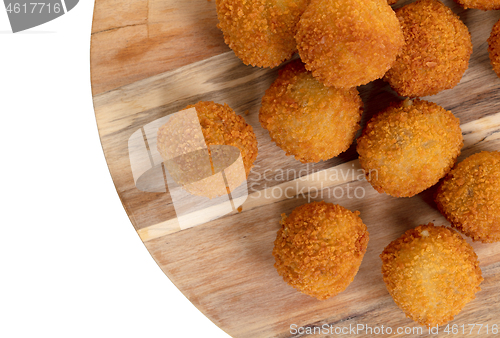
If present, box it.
[90,0,229,95]
[91,0,148,34]
[91,0,500,336]
[137,112,500,242]
[144,131,500,338]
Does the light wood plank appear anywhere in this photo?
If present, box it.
[92,0,500,336]
[91,0,148,34]
[90,0,228,95]
[144,131,500,337]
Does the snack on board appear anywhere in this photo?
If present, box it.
[488,18,500,78]
[273,201,369,300]
[454,0,500,10]
[381,223,483,327]
[259,60,363,163]
[215,0,309,68]
[384,0,472,97]
[435,151,500,243]
[357,99,463,198]
[157,101,258,198]
[295,0,404,88]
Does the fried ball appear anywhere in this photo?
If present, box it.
[357,99,463,198]
[381,223,483,327]
[435,151,500,243]
[273,201,369,300]
[454,0,500,10]
[185,101,258,177]
[157,101,258,198]
[488,18,500,78]
[384,0,472,97]
[216,0,309,68]
[295,0,404,88]
[259,60,363,163]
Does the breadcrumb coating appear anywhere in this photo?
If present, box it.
[381,223,483,327]
[435,151,500,243]
[454,0,500,10]
[488,19,500,78]
[273,201,369,300]
[187,101,258,177]
[295,0,403,88]
[216,0,309,68]
[384,0,472,97]
[158,102,258,192]
[357,99,463,198]
[259,60,363,163]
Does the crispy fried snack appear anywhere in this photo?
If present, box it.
[273,201,369,300]
[357,99,463,198]
[384,0,472,97]
[454,0,500,10]
[435,151,500,243]
[381,223,483,327]
[295,0,403,88]
[216,0,309,68]
[488,18,500,78]
[259,60,363,163]
[157,101,258,198]
[186,101,258,177]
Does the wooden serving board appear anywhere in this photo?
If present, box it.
[91,0,500,336]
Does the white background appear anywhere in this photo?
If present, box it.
[0,2,230,337]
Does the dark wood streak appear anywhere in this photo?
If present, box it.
[92,0,500,336]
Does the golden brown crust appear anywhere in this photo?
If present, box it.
[273,201,369,300]
[187,101,258,177]
[454,0,500,10]
[295,0,404,88]
[357,99,463,197]
[435,151,500,243]
[259,60,363,163]
[216,0,309,68]
[488,19,500,78]
[384,0,472,97]
[381,223,483,327]
[157,102,258,198]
